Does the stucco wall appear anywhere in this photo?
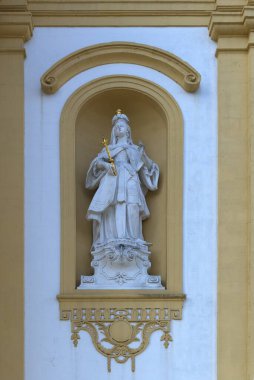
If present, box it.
[24,27,217,380]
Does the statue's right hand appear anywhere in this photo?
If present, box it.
[105,162,114,173]
[97,160,112,172]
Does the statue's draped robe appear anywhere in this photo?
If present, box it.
[86,143,159,248]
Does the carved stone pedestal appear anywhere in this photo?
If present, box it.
[78,240,164,289]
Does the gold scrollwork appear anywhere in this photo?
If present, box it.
[67,307,174,372]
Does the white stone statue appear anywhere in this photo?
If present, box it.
[78,110,163,289]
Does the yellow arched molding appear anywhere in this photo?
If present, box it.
[59,74,185,370]
[41,42,201,94]
[59,74,183,297]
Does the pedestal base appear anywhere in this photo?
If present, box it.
[78,241,164,289]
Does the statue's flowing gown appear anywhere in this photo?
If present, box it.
[86,143,159,249]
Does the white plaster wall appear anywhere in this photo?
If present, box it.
[25,28,217,380]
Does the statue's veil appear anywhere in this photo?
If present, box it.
[110,113,133,145]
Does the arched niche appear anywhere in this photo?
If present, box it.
[76,89,168,285]
[60,75,183,296]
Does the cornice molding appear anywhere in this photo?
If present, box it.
[28,0,215,26]
[209,4,254,41]
[0,11,33,41]
[41,41,201,94]
[214,32,254,56]
[1,2,254,40]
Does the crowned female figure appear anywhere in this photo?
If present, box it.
[86,109,159,249]
[80,110,163,288]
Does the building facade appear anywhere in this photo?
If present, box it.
[0,1,254,380]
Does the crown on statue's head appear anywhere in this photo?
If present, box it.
[112,108,129,126]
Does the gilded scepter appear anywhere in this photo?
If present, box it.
[102,138,117,176]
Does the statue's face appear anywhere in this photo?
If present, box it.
[114,120,129,138]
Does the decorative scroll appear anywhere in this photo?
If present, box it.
[41,42,201,94]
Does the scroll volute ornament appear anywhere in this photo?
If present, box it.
[41,42,201,94]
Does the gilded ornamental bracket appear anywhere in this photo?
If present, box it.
[58,294,185,372]
[41,41,201,94]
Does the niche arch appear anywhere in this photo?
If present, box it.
[59,75,185,371]
[60,74,183,296]
[41,41,201,94]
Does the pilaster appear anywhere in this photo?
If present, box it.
[247,29,254,380]
[0,5,32,380]
[209,4,254,380]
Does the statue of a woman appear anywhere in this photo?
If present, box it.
[79,110,163,288]
[86,110,159,250]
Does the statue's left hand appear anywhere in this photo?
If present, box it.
[138,140,145,150]
[138,141,145,159]
[138,141,153,171]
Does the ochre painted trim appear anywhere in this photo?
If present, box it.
[247,29,254,380]
[0,37,26,57]
[209,5,254,41]
[41,42,201,94]
[0,12,33,41]
[0,8,32,380]
[59,74,183,296]
[216,33,252,380]
[207,10,254,378]
[31,14,211,27]
[28,0,215,27]
[0,39,26,380]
